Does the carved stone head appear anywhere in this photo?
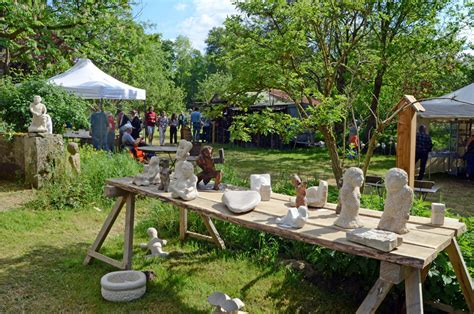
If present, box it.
[176,139,192,159]
[147,227,158,238]
[33,95,42,104]
[67,142,79,155]
[343,167,364,188]
[201,146,213,158]
[149,156,160,168]
[385,168,408,192]
[159,159,170,168]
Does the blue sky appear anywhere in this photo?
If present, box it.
[132,0,237,51]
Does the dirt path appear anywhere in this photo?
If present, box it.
[0,180,36,211]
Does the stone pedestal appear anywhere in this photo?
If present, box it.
[347,228,402,252]
[24,133,64,188]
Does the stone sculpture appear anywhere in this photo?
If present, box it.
[158,159,170,192]
[208,292,245,314]
[276,206,309,229]
[377,168,413,234]
[132,156,160,186]
[347,228,403,252]
[222,190,261,214]
[334,167,364,229]
[139,227,169,258]
[306,180,328,208]
[171,139,193,181]
[101,270,146,302]
[259,184,271,201]
[250,174,272,197]
[44,114,53,134]
[169,161,198,201]
[289,174,307,208]
[67,142,81,174]
[28,95,48,133]
[431,203,445,226]
[196,145,223,190]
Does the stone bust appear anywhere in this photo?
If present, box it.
[28,95,48,133]
[378,168,413,234]
[334,167,364,229]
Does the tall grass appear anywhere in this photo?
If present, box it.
[28,145,142,210]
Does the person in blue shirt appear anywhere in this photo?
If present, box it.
[415,125,433,180]
[190,107,202,142]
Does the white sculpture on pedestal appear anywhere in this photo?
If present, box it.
[250,174,272,200]
[276,206,309,229]
[169,161,198,201]
[28,95,48,133]
[140,227,169,258]
[334,167,364,229]
[377,168,413,234]
[132,156,160,186]
[306,180,328,208]
[171,139,193,181]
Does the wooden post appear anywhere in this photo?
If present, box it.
[405,268,423,314]
[123,194,135,270]
[212,121,216,144]
[445,238,474,312]
[396,95,425,188]
[179,207,188,240]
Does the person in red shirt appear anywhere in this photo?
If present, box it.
[145,106,157,144]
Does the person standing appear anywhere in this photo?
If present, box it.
[157,111,169,145]
[415,125,433,180]
[130,110,142,140]
[107,112,115,152]
[169,113,178,144]
[117,109,130,150]
[145,106,157,144]
[464,135,474,180]
[190,107,202,142]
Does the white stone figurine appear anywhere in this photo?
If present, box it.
[171,139,193,182]
[377,168,413,234]
[276,206,309,229]
[306,180,328,208]
[28,95,48,133]
[140,227,169,258]
[431,203,445,226]
[169,161,198,201]
[222,190,261,214]
[250,174,271,191]
[44,113,53,134]
[208,292,245,314]
[334,167,364,229]
[132,156,161,186]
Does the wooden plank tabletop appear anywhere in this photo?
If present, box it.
[106,177,467,269]
[138,145,178,153]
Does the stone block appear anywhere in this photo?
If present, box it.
[347,228,402,252]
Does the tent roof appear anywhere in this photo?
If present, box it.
[48,58,146,100]
[418,83,474,119]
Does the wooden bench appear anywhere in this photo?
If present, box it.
[85,177,471,313]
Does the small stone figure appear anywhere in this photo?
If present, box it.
[44,113,53,134]
[431,203,445,226]
[289,174,307,207]
[208,292,245,314]
[334,167,364,229]
[276,206,309,229]
[133,156,160,186]
[306,180,328,208]
[158,159,170,192]
[139,227,169,258]
[172,139,193,178]
[28,95,48,133]
[378,168,413,234]
[67,142,81,174]
[196,146,223,190]
[169,161,198,201]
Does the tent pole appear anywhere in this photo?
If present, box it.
[100,98,103,111]
[144,100,147,144]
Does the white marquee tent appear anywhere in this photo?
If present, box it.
[48,58,146,100]
[419,83,474,119]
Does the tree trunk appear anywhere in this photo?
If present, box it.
[364,67,385,144]
[319,124,343,187]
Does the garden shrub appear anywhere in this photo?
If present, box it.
[0,78,90,133]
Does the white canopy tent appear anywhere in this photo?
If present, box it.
[48,58,146,100]
[419,83,474,120]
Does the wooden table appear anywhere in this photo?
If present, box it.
[85,177,473,313]
[63,131,92,145]
[137,146,178,163]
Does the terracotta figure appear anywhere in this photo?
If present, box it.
[196,146,222,190]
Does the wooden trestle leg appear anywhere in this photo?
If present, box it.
[84,192,136,270]
[357,261,424,314]
[178,207,225,249]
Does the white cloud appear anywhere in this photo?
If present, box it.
[174,3,188,11]
[177,0,238,51]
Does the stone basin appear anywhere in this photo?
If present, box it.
[100,270,146,302]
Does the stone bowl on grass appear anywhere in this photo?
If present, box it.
[100,270,146,302]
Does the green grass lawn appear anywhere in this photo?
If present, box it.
[0,145,471,312]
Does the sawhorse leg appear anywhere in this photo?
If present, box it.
[84,192,136,269]
[179,207,225,249]
[445,238,474,312]
[357,261,424,314]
